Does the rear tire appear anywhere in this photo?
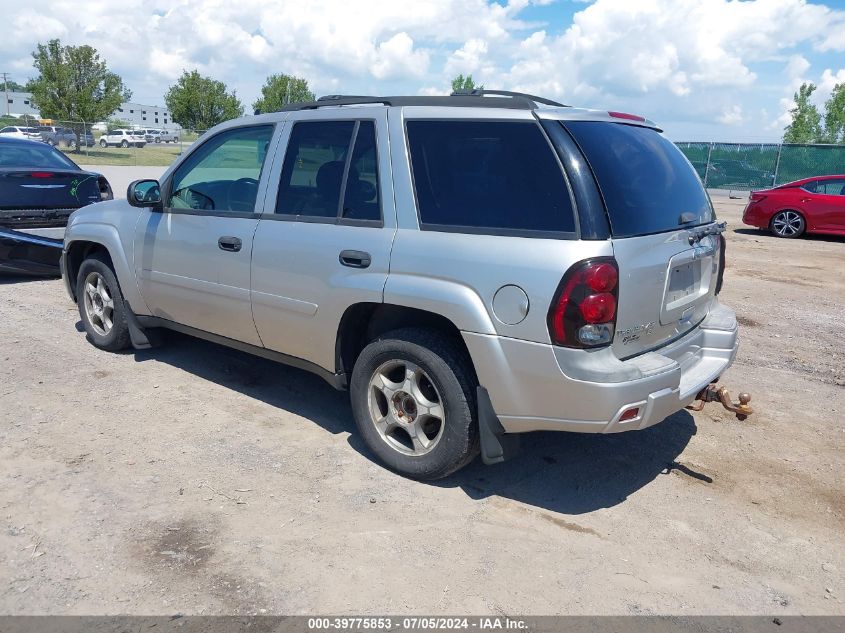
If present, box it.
[100,139,107,148]
[350,327,479,480]
[770,210,805,238]
[76,254,131,352]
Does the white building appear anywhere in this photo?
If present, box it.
[3,92,180,130]
[113,101,180,130]
[4,91,40,117]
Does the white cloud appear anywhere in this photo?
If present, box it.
[717,105,743,125]
[371,33,429,80]
[0,0,844,140]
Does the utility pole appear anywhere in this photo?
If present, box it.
[2,73,9,116]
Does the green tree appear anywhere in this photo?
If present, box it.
[783,82,822,144]
[253,74,315,113]
[164,70,243,131]
[27,39,130,151]
[451,74,483,93]
[3,79,28,92]
[822,83,845,144]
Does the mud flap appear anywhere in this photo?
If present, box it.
[124,303,161,350]
[477,386,521,465]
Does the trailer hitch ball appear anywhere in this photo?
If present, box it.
[687,383,753,420]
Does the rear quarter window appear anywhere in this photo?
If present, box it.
[563,121,714,238]
[406,120,576,236]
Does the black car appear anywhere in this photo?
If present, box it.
[0,137,112,275]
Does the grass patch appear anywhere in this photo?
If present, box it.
[60,145,183,167]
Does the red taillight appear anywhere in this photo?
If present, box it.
[585,262,618,293]
[547,258,619,348]
[608,111,646,122]
[580,293,617,323]
[749,192,767,202]
[30,172,54,178]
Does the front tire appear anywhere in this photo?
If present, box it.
[121,140,129,148]
[350,328,479,480]
[100,139,107,148]
[76,254,131,352]
[770,210,805,238]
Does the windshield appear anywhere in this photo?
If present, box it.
[0,141,80,169]
[564,121,714,238]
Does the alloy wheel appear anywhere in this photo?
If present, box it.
[367,359,445,456]
[83,272,115,337]
[772,210,803,237]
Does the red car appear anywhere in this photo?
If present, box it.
[742,175,845,238]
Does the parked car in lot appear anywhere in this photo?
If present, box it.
[136,129,160,143]
[37,126,95,148]
[0,137,112,275]
[158,129,179,143]
[61,91,743,479]
[742,174,845,238]
[0,126,41,141]
[99,129,146,148]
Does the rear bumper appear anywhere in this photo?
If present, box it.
[742,203,768,228]
[463,301,739,434]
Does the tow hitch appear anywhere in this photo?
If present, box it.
[686,383,753,420]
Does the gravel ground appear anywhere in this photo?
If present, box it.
[0,198,843,615]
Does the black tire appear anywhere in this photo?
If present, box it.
[173,137,179,143]
[76,253,131,352]
[350,327,479,480]
[769,209,805,238]
[100,139,107,148]
[121,139,129,148]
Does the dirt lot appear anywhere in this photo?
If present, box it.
[1,197,843,615]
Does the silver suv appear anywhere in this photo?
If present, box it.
[61,91,741,479]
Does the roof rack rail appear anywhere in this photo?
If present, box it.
[273,90,568,112]
[278,96,392,111]
[450,89,568,108]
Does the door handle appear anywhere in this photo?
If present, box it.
[339,249,371,268]
[218,236,242,252]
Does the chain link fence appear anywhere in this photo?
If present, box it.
[677,141,845,191]
[0,115,203,167]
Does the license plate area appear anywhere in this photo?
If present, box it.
[666,262,695,307]
[660,249,713,326]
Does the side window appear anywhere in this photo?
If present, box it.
[817,179,845,195]
[276,120,381,223]
[802,181,817,193]
[167,125,274,214]
[0,127,11,133]
[276,121,355,218]
[342,121,380,221]
[406,120,576,234]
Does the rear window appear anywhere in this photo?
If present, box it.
[406,120,575,236]
[564,121,713,238]
[0,142,78,169]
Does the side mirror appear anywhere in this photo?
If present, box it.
[127,179,162,208]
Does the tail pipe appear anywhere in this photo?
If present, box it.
[686,383,753,420]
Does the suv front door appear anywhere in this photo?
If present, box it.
[251,109,395,371]
[134,123,279,345]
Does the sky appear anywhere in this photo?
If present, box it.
[2,0,845,141]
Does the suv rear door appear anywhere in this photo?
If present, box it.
[558,119,721,358]
[251,108,395,371]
